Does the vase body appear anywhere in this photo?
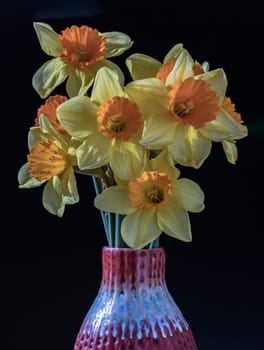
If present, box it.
[73,247,198,350]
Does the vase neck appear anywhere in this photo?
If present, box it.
[101,247,166,288]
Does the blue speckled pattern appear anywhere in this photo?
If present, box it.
[74,247,198,350]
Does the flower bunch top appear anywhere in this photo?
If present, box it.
[18,22,248,249]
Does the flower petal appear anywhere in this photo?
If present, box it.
[121,209,161,248]
[59,167,79,204]
[33,22,61,56]
[110,141,147,180]
[66,68,94,97]
[42,178,64,216]
[77,133,111,169]
[222,140,238,164]
[28,126,43,149]
[158,201,192,242]
[103,31,133,57]
[126,53,162,80]
[149,149,181,179]
[163,43,184,63]
[140,112,175,149]
[173,178,205,213]
[90,59,125,87]
[57,96,98,138]
[39,115,69,150]
[91,67,124,105]
[198,68,227,98]
[18,162,45,188]
[166,49,195,85]
[168,124,212,168]
[200,108,247,141]
[94,186,135,215]
[125,78,169,115]
[32,58,68,98]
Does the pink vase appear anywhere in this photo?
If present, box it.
[73,247,198,350]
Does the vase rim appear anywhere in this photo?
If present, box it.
[102,246,165,252]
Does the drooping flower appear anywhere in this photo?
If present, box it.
[56,67,147,180]
[18,115,79,217]
[125,60,247,168]
[34,94,68,132]
[94,150,205,248]
[32,22,133,98]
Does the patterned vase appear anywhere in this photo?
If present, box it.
[73,247,198,350]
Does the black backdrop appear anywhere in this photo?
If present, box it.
[3,1,264,349]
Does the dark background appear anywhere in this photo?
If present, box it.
[3,0,263,349]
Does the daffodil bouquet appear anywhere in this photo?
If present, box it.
[18,22,248,249]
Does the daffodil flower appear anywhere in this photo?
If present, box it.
[94,150,205,248]
[57,67,147,180]
[18,115,79,217]
[32,22,133,98]
[126,48,247,168]
[125,64,247,168]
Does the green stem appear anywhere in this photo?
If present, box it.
[148,237,160,249]
[92,176,111,246]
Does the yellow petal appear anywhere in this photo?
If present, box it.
[168,124,212,168]
[198,68,227,98]
[91,67,124,105]
[149,149,181,179]
[140,111,175,150]
[94,186,135,215]
[121,209,161,248]
[126,53,162,80]
[18,162,45,188]
[90,59,125,87]
[110,141,147,180]
[32,58,68,98]
[28,126,43,149]
[125,78,169,114]
[103,31,133,57]
[222,140,238,164]
[77,133,111,169]
[166,49,195,86]
[173,178,205,213]
[42,179,64,216]
[163,43,184,63]
[33,22,61,56]
[60,167,79,204]
[57,96,98,138]
[200,109,247,142]
[66,68,94,97]
[158,201,192,242]
[39,115,69,151]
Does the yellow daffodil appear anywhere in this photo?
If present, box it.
[56,67,147,180]
[18,115,79,217]
[94,150,205,248]
[32,22,133,98]
[125,65,247,168]
[126,47,247,168]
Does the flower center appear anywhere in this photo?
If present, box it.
[35,95,67,131]
[27,140,69,181]
[128,171,172,209]
[168,77,219,129]
[58,25,106,69]
[156,58,177,84]
[97,96,142,140]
